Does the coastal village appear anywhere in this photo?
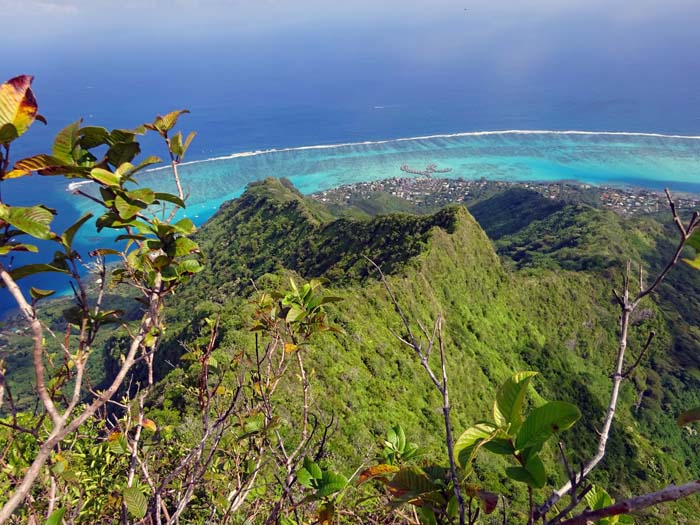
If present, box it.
[312,169,700,217]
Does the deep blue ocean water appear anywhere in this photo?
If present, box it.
[3,5,700,311]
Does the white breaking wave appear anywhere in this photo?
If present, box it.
[141,129,700,173]
[66,180,94,192]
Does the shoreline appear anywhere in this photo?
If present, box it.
[144,128,700,172]
[311,176,700,217]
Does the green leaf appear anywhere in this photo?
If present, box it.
[52,120,81,163]
[504,455,546,488]
[386,426,398,447]
[683,254,700,270]
[418,506,438,525]
[107,142,141,167]
[524,454,545,488]
[0,75,39,139]
[387,467,436,499]
[182,131,196,157]
[9,154,71,178]
[316,471,348,498]
[177,259,203,275]
[240,413,264,436]
[45,507,66,525]
[515,401,581,451]
[172,217,196,235]
[161,265,179,282]
[172,237,199,257]
[297,467,314,488]
[684,231,700,269]
[168,131,196,160]
[170,131,184,157]
[0,204,55,240]
[154,192,186,208]
[494,371,538,431]
[677,407,700,426]
[122,486,147,519]
[91,309,124,325]
[6,263,69,282]
[303,457,323,480]
[686,230,700,251]
[0,123,18,143]
[482,437,516,455]
[0,242,38,254]
[114,162,135,179]
[684,252,700,269]
[61,212,93,251]
[396,424,406,452]
[62,305,84,326]
[505,466,538,487]
[286,305,306,322]
[454,423,498,470]
[30,287,55,300]
[585,485,614,511]
[115,234,147,243]
[583,485,635,524]
[115,194,147,220]
[122,156,161,178]
[90,167,121,187]
[79,126,110,149]
[446,495,459,519]
[107,431,129,455]
[148,109,190,133]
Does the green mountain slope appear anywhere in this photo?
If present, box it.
[469,187,566,240]
[6,178,699,521]
[151,179,700,521]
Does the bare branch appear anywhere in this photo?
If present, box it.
[559,480,700,525]
[0,266,61,426]
[365,256,443,390]
[366,256,465,525]
[666,188,687,238]
[364,256,422,353]
[437,317,466,525]
[0,278,160,523]
[539,191,699,518]
[634,190,700,306]
[622,331,656,378]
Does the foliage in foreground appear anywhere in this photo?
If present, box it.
[2,74,700,525]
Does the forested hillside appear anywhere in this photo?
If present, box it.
[4,175,700,523]
[138,178,700,522]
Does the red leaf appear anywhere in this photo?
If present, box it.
[0,75,40,138]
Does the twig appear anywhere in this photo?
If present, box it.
[559,480,700,525]
[633,190,700,306]
[0,266,62,427]
[537,190,700,519]
[622,331,655,378]
[365,256,466,525]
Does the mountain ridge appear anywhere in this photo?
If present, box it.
[151,178,699,521]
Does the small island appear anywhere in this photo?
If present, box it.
[399,163,453,177]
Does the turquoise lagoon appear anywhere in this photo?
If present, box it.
[105,130,700,226]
